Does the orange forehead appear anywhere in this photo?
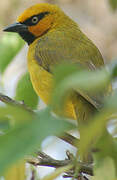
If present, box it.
[17,3,59,23]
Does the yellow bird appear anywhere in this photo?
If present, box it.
[4,3,109,124]
[3,3,112,174]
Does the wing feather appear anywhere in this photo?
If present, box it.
[34,30,108,109]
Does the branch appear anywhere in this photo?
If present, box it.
[0,92,33,113]
[0,92,79,147]
[27,151,93,176]
[28,151,71,168]
[30,169,35,180]
[59,132,79,148]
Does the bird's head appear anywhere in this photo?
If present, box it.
[3,3,64,45]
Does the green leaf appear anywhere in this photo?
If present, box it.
[0,106,32,124]
[109,0,117,10]
[53,62,82,85]
[15,72,38,109]
[0,107,75,175]
[51,62,117,161]
[78,90,117,158]
[36,108,76,136]
[52,63,111,110]
[52,60,117,111]
[0,118,10,132]
[94,131,117,171]
[0,33,24,73]
[91,157,116,180]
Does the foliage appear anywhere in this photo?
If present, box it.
[15,72,38,109]
[91,157,116,180]
[0,33,24,73]
[109,0,117,10]
[0,107,74,175]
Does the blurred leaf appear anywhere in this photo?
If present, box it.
[0,107,75,175]
[109,0,117,10]
[94,131,117,171]
[0,118,10,132]
[52,60,117,110]
[0,106,32,125]
[53,63,82,85]
[78,90,117,158]
[52,63,111,111]
[15,72,38,109]
[42,165,72,180]
[0,33,24,73]
[4,161,25,180]
[91,157,116,180]
[51,62,117,160]
[54,63,111,92]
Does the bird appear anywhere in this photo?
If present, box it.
[3,3,110,126]
[3,4,112,175]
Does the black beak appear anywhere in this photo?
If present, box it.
[3,22,28,33]
[3,22,35,45]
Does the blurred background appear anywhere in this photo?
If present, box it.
[0,0,117,179]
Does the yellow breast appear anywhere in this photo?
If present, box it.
[27,42,76,120]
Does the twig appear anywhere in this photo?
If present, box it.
[28,151,71,168]
[59,132,79,148]
[63,174,88,180]
[27,151,93,176]
[0,92,33,113]
[30,169,35,180]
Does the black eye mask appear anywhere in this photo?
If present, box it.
[23,12,50,26]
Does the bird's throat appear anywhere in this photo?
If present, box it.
[19,31,36,45]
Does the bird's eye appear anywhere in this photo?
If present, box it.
[32,16,39,24]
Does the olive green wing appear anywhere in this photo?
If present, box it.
[34,30,109,109]
[35,29,104,69]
